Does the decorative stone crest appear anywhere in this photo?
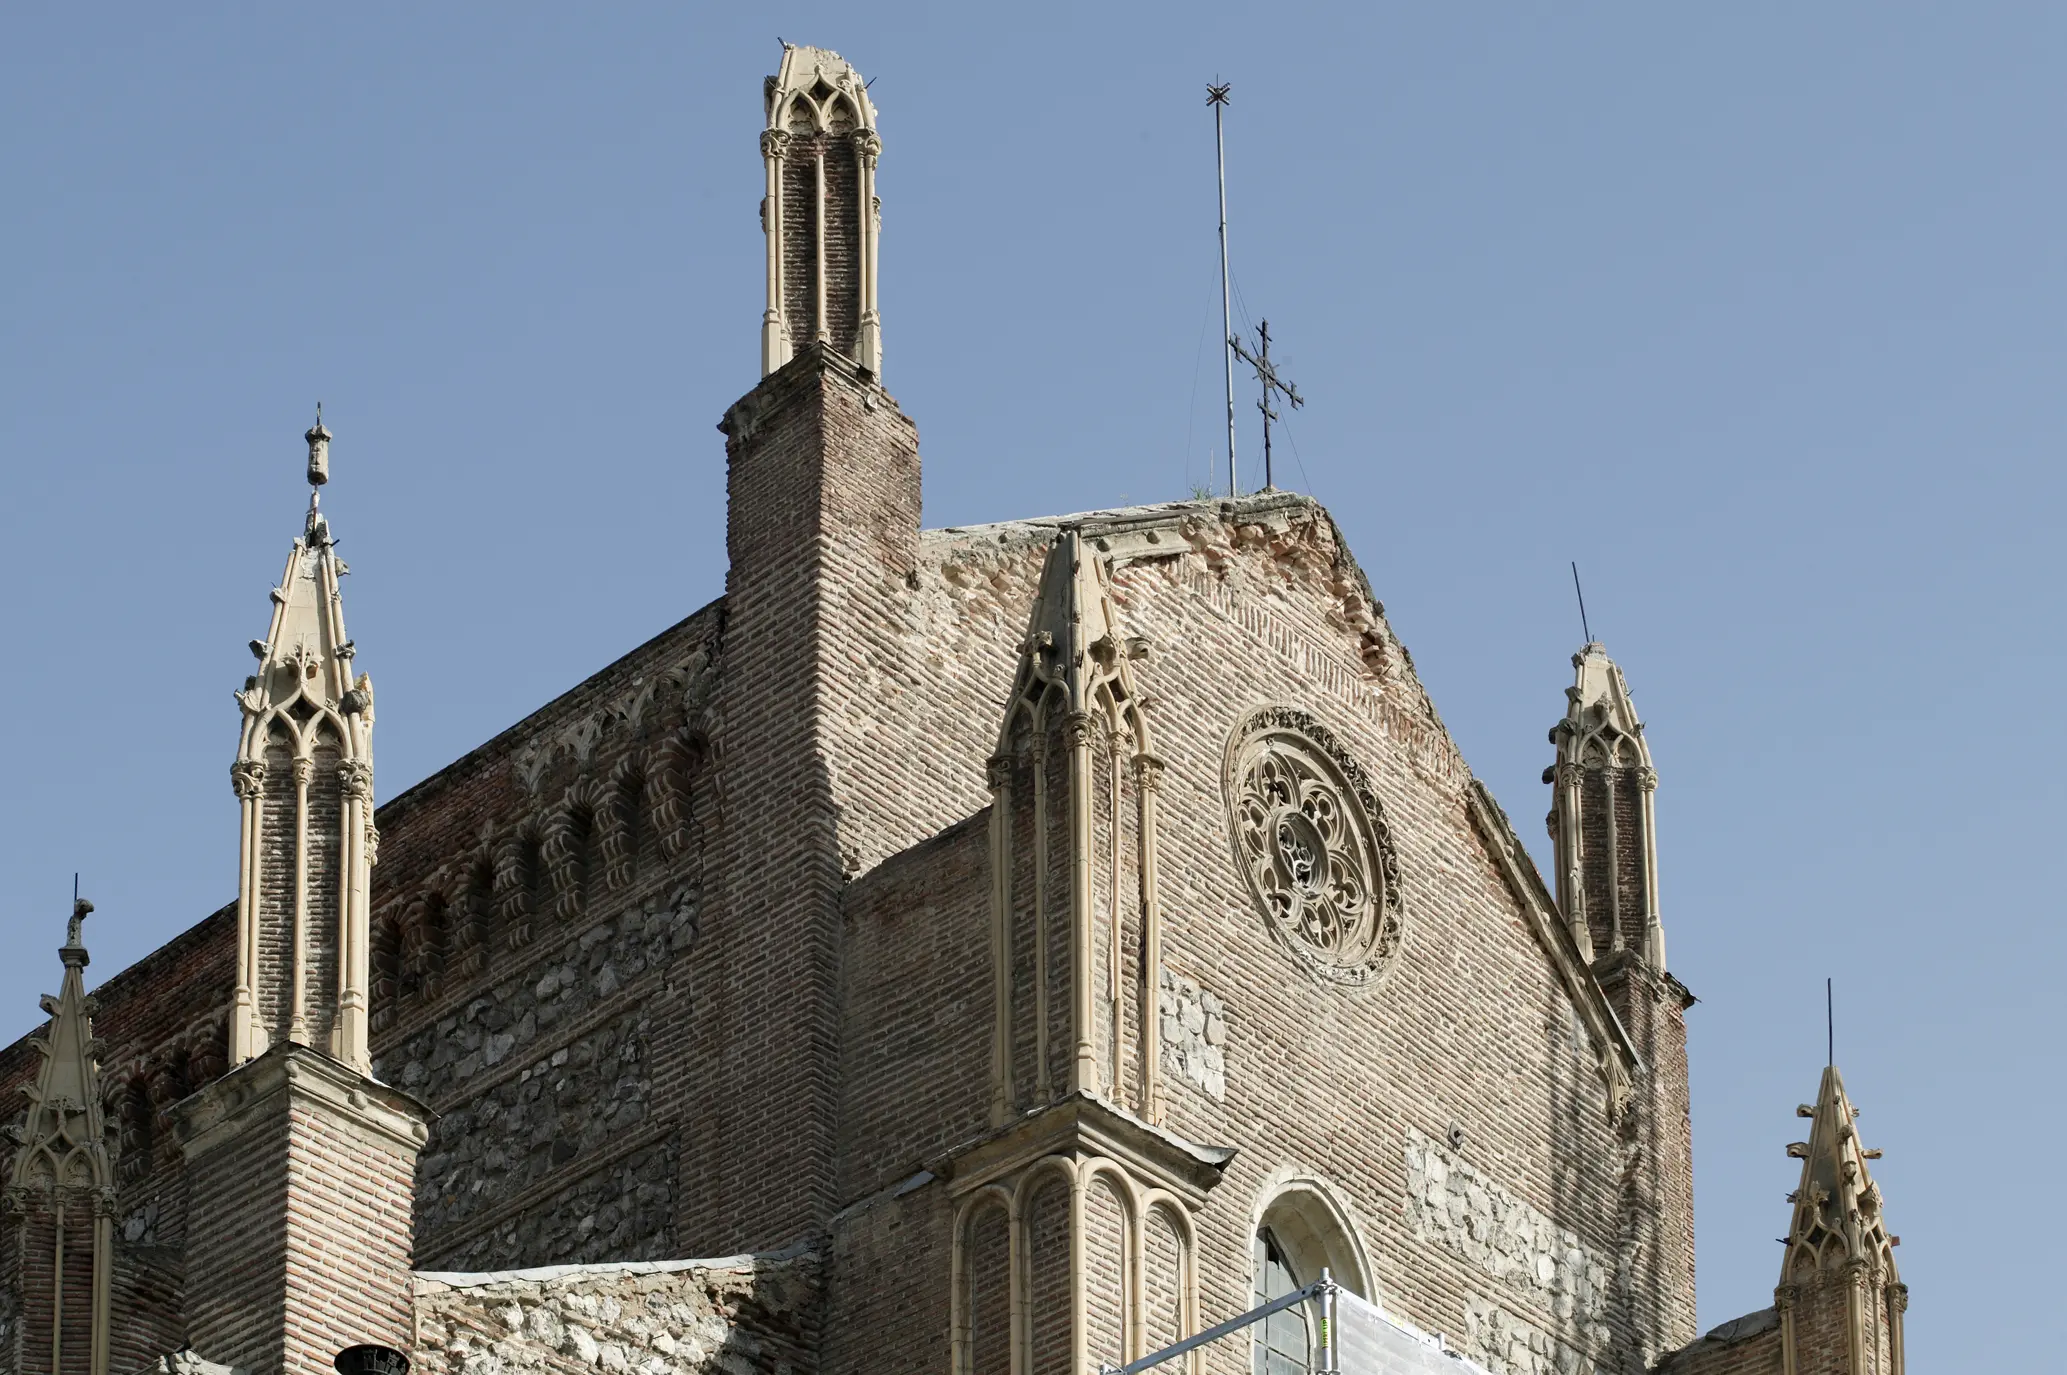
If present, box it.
[1221,706,1403,986]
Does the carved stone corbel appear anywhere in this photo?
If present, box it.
[338,759,373,801]
[230,759,266,800]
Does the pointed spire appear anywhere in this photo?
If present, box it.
[1000,528,1147,738]
[5,895,116,1375]
[229,417,378,1071]
[1546,641,1664,967]
[1773,1061,1908,1374]
[988,529,1160,1110]
[6,896,113,1203]
[1781,1064,1897,1278]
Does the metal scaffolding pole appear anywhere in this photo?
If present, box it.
[1098,1272,1340,1375]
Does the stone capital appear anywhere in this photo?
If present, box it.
[986,754,1013,792]
[761,128,791,160]
[1636,766,1659,792]
[1061,712,1098,750]
[1555,760,1585,789]
[1133,754,1166,791]
[290,756,314,786]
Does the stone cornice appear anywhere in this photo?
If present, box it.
[937,1092,1234,1207]
[172,1042,430,1161]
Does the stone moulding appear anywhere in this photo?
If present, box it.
[172,1041,431,1161]
[1221,705,1406,988]
[941,1092,1233,1209]
[1464,782,1637,1121]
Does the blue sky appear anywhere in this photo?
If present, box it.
[4,6,2061,1365]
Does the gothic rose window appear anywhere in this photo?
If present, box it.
[1223,707,1403,986]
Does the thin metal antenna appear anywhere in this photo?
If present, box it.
[1571,562,1593,645]
[1826,977,1834,1067]
[1229,320,1303,491]
[1207,81,1236,498]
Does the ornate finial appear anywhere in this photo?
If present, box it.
[64,875,92,966]
[306,402,332,488]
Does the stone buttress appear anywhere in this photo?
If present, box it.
[171,422,429,1375]
[677,43,921,1258]
[986,530,1162,1126]
[941,531,1225,1375]
[1546,642,1696,1361]
[3,901,115,1375]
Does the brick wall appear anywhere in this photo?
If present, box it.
[818,494,1675,1375]
[0,591,725,1364]
[836,819,990,1202]
[1600,957,1698,1362]
[179,1048,424,1375]
[674,342,919,1256]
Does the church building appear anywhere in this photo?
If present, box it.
[1,44,1908,1375]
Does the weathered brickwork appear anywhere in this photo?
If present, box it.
[174,1047,425,1375]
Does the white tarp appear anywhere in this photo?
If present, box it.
[1334,1291,1495,1375]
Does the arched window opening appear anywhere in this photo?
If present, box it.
[571,806,602,913]
[519,835,544,911]
[1252,1229,1309,1375]
[617,772,647,888]
[462,859,495,970]
[370,914,402,1032]
[1251,1179,1372,1375]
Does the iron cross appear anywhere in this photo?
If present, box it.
[1229,320,1303,491]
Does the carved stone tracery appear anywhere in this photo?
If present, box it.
[1222,706,1403,986]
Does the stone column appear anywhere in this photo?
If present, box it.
[1064,712,1098,1097]
[988,753,1015,1127]
[1133,754,1164,1123]
[760,129,792,375]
